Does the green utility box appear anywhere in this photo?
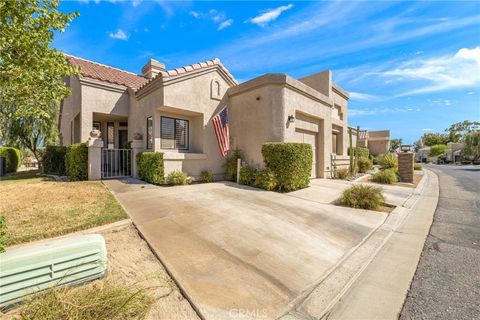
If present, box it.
[0,234,107,308]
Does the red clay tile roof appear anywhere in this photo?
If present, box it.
[66,55,149,90]
[66,54,237,93]
[136,58,238,93]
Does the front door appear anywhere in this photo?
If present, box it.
[118,130,128,149]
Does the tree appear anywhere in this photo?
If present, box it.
[462,131,480,161]
[0,0,78,160]
[413,139,424,152]
[421,133,449,146]
[428,144,447,158]
[445,120,480,142]
[389,138,403,152]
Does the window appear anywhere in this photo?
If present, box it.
[146,117,153,149]
[160,116,189,150]
[93,121,101,131]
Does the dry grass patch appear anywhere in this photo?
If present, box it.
[0,170,127,246]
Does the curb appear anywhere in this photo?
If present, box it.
[278,170,437,320]
[321,169,439,319]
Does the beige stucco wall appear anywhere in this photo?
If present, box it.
[59,76,82,146]
[80,79,129,143]
[228,73,349,178]
[135,67,235,178]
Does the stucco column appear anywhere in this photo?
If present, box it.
[131,139,145,179]
[398,152,414,183]
[87,135,104,180]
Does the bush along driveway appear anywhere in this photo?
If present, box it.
[104,178,391,320]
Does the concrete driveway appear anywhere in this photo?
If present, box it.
[105,179,388,319]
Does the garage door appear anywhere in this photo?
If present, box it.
[294,129,317,178]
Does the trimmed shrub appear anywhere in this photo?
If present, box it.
[348,147,369,159]
[239,165,258,186]
[65,143,88,181]
[137,152,164,185]
[428,144,447,158]
[378,154,398,171]
[414,163,423,171]
[166,170,189,185]
[254,169,277,191]
[43,146,67,175]
[340,185,385,210]
[224,149,244,181]
[372,169,397,184]
[357,157,373,173]
[0,147,22,173]
[200,170,214,183]
[262,142,312,192]
[0,215,6,253]
[335,167,350,180]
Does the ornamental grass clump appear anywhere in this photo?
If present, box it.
[200,170,214,183]
[18,280,153,320]
[372,169,398,184]
[335,167,349,180]
[378,154,398,171]
[340,185,385,210]
[356,157,373,173]
[166,170,189,185]
[414,163,423,170]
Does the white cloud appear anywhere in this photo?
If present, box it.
[132,0,142,7]
[467,91,475,95]
[218,19,234,30]
[190,9,233,31]
[383,46,480,96]
[189,10,200,18]
[349,91,381,101]
[108,29,129,40]
[422,128,433,131]
[246,4,294,27]
[349,106,419,117]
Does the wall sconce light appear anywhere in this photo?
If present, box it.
[401,145,412,152]
[287,115,295,124]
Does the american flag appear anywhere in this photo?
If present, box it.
[212,107,230,157]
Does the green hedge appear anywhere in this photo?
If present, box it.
[0,215,6,253]
[0,147,22,173]
[43,146,67,175]
[224,149,244,181]
[262,142,312,192]
[65,143,88,181]
[239,165,257,186]
[348,147,369,159]
[137,152,164,185]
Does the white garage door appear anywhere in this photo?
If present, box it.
[294,129,317,178]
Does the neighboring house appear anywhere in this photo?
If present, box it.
[60,55,350,179]
[445,142,463,163]
[356,129,391,156]
[416,147,431,162]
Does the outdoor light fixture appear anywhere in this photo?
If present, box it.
[287,115,295,124]
[401,145,412,152]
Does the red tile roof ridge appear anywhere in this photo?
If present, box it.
[65,54,143,77]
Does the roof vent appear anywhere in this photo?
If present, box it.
[141,59,165,79]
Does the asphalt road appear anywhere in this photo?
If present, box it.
[400,165,480,320]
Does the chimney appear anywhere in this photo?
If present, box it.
[141,59,165,79]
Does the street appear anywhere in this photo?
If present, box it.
[400,165,480,319]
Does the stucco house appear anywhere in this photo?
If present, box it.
[60,55,350,179]
[356,129,391,156]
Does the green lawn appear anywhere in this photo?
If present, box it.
[0,170,127,246]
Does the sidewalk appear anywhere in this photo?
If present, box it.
[279,169,439,320]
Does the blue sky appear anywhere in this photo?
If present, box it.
[55,1,480,143]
